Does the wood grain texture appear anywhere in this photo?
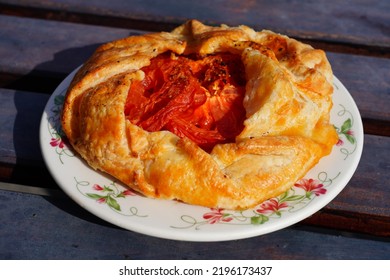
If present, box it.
[0,15,137,77]
[0,1,389,255]
[0,15,389,132]
[0,189,388,259]
[1,0,389,51]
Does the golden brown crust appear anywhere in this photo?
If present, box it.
[61,20,338,210]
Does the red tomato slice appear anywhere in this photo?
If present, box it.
[125,52,246,152]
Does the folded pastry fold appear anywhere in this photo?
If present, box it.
[62,20,338,209]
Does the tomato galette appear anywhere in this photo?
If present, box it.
[61,20,338,209]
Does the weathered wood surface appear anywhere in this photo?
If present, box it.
[0,15,389,135]
[1,88,389,236]
[0,0,389,259]
[1,189,389,260]
[1,0,389,52]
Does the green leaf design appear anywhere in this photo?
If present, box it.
[103,186,114,192]
[340,118,352,133]
[107,196,121,211]
[251,215,269,225]
[278,190,289,201]
[284,195,305,202]
[116,192,126,198]
[345,133,356,145]
[86,193,105,200]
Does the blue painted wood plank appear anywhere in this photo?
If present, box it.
[0,190,388,259]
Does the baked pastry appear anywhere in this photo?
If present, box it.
[61,20,338,210]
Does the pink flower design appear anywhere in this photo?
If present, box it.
[50,137,65,148]
[93,184,104,191]
[203,208,233,224]
[294,178,326,196]
[96,197,107,204]
[122,189,136,196]
[256,198,288,215]
[336,138,344,146]
[87,183,134,211]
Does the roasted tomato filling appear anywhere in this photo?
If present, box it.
[125,52,246,152]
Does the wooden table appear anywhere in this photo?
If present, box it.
[0,0,389,259]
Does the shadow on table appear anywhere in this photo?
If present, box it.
[11,43,127,229]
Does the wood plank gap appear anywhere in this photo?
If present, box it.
[362,118,390,137]
[0,71,65,94]
[0,181,63,197]
[0,3,177,32]
[300,39,390,59]
[0,3,389,59]
[302,209,390,237]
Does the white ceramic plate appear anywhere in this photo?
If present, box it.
[40,67,363,241]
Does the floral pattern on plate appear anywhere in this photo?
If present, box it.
[171,174,339,230]
[40,70,363,241]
